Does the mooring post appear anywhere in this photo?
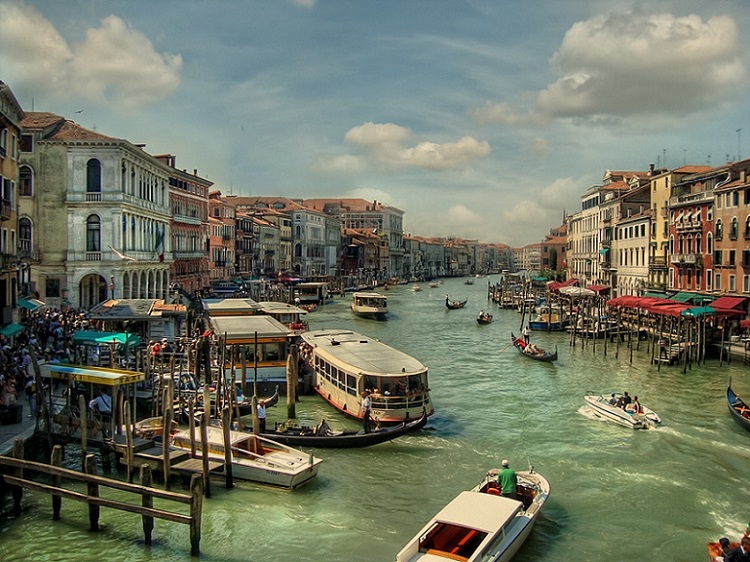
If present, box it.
[84,454,100,531]
[11,439,24,516]
[200,402,211,498]
[140,464,154,545]
[51,445,63,519]
[162,408,173,490]
[124,406,133,483]
[189,473,204,556]
[222,407,233,489]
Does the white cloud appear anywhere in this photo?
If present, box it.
[290,0,316,7]
[473,9,746,125]
[0,3,181,110]
[337,122,490,171]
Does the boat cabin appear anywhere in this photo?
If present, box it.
[296,282,330,305]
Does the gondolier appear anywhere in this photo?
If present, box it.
[361,391,372,433]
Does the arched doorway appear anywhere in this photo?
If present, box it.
[79,274,108,309]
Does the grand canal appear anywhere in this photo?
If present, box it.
[3,277,750,561]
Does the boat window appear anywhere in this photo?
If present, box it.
[346,374,357,395]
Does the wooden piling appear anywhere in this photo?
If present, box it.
[222,407,233,489]
[51,445,62,519]
[84,454,99,531]
[141,464,154,545]
[12,439,23,516]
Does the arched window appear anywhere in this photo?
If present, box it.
[86,159,102,192]
[745,215,750,239]
[730,217,738,240]
[715,219,723,240]
[19,218,32,253]
[687,234,693,254]
[19,165,32,196]
[706,232,713,254]
[295,243,302,257]
[678,235,684,254]
[86,215,101,251]
[696,233,702,255]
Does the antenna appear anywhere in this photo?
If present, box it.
[738,128,742,161]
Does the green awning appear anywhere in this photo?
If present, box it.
[532,276,548,281]
[72,331,141,347]
[643,292,668,298]
[0,322,25,337]
[670,292,700,303]
[17,297,45,310]
[599,248,609,255]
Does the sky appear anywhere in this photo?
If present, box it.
[1,0,749,247]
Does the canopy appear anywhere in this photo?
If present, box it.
[45,364,145,385]
[587,285,610,293]
[741,319,750,329]
[548,278,578,291]
[0,322,24,337]
[681,306,715,317]
[559,286,596,297]
[709,296,748,311]
[72,330,141,347]
[17,296,46,311]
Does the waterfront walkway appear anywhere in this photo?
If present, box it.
[0,404,37,456]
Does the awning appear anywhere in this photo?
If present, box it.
[72,330,141,347]
[643,292,669,299]
[599,248,609,255]
[18,297,46,311]
[587,285,610,293]
[710,296,748,311]
[669,292,700,303]
[681,306,715,317]
[0,322,25,337]
[741,319,750,329]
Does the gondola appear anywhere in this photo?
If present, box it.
[511,333,557,362]
[258,409,428,448]
[445,295,468,309]
[727,381,750,434]
[477,312,493,324]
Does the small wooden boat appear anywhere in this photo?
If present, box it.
[445,295,468,310]
[477,312,493,325]
[171,425,323,488]
[411,284,422,292]
[583,393,661,429]
[259,409,428,448]
[396,467,550,562]
[464,277,474,285]
[133,416,179,440]
[511,333,557,362]
[428,281,439,288]
[727,382,750,434]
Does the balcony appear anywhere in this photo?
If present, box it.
[85,252,102,261]
[0,199,11,221]
[670,253,700,266]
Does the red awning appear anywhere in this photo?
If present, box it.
[587,285,610,293]
[741,319,750,329]
[548,278,578,291]
[710,296,748,311]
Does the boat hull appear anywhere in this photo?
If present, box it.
[727,384,750,433]
[260,410,427,448]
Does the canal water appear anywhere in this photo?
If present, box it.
[2,277,749,562]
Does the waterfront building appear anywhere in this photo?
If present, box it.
[0,81,23,337]
[711,159,750,295]
[614,208,650,296]
[647,165,710,293]
[19,112,172,309]
[540,223,567,279]
[208,191,235,284]
[303,198,404,278]
[154,154,211,297]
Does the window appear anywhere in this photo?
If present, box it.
[18,218,31,253]
[729,275,736,292]
[732,190,739,206]
[745,216,750,239]
[86,215,101,251]
[715,272,721,290]
[730,217,739,240]
[743,250,750,268]
[19,166,32,196]
[729,250,736,267]
[744,275,749,293]
[714,250,722,266]
[706,269,712,290]
[86,159,102,192]
[715,219,723,240]
[706,232,713,254]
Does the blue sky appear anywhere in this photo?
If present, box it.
[1,0,749,246]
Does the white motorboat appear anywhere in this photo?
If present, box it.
[396,468,550,562]
[583,393,661,429]
[171,425,323,488]
[412,284,423,292]
[351,291,388,320]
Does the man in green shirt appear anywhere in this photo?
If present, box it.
[497,459,518,500]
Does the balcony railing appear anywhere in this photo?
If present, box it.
[670,253,699,265]
[85,192,102,202]
[85,252,102,261]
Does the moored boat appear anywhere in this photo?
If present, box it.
[260,409,428,448]
[528,303,570,331]
[510,334,557,362]
[583,393,661,429]
[171,425,322,488]
[395,467,550,562]
[727,382,750,434]
[351,291,388,320]
[299,329,433,424]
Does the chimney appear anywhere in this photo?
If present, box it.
[648,163,655,176]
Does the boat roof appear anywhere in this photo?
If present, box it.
[210,315,292,341]
[353,292,386,299]
[301,330,426,375]
[432,491,521,533]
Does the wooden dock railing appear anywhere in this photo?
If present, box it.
[0,440,203,556]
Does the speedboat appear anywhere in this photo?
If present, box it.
[583,393,661,429]
[395,467,550,562]
[171,425,323,488]
[412,284,423,292]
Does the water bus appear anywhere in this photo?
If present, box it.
[299,329,433,424]
[351,291,388,320]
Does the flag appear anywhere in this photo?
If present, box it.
[155,226,165,262]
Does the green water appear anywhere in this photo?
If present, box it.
[2,277,749,561]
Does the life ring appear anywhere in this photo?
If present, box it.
[486,487,501,496]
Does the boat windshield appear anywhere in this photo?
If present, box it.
[418,522,487,560]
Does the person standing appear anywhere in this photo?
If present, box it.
[361,391,372,433]
[522,325,530,345]
[257,400,267,433]
[497,459,518,500]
